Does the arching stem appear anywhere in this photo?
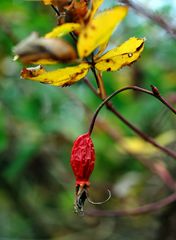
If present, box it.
[88,85,176,159]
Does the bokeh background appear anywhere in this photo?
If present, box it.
[0,0,176,239]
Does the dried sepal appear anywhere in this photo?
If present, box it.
[64,0,89,24]
[45,0,89,24]
[13,32,77,64]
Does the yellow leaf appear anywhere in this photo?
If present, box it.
[45,23,81,38]
[95,37,145,72]
[21,63,90,87]
[120,137,156,155]
[89,0,104,20]
[42,0,52,5]
[29,59,58,65]
[118,130,175,155]
[77,6,128,58]
[42,0,68,7]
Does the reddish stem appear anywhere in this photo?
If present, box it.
[86,84,176,159]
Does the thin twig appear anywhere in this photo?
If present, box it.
[64,87,176,190]
[151,85,176,115]
[119,0,176,38]
[91,55,107,99]
[84,82,176,159]
[89,85,176,134]
[86,191,176,217]
[51,5,60,16]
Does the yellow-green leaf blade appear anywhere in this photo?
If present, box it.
[21,63,90,87]
[42,0,52,5]
[89,0,104,20]
[77,6,128,58]
[45,23,81,38]
[95,37,145,72]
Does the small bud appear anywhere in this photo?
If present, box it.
[151,85,160,97]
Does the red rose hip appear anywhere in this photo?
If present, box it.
[70,132,95,187]
[70,132,95,214]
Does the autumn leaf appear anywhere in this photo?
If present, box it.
[42,0,53,5]
[42,0,71,10]
[21,63,90,87]
[45,23,81,38]
[16,2,145,89]
[89,0,104,20]
[95,37,145,72]
[118,131,175,155]
[14,32,77,64]
[44,2,128,59]
[77,6,128,58]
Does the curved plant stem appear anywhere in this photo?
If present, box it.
[91,67,107,98]
[86,192,176,217]
[64,88,176,190]
[89,85,176,134]
[86,84,176,159]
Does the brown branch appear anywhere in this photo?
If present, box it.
[89,85,176,134]
[84,80,176,160]
[86,192,176,217]
[64,87,176,190]
[120,0,176,38]
[51,5,60,16]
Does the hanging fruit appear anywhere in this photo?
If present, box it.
[70,132,111,215]
[70,132,95,214]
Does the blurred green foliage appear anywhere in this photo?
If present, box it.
[0,0,176,239]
